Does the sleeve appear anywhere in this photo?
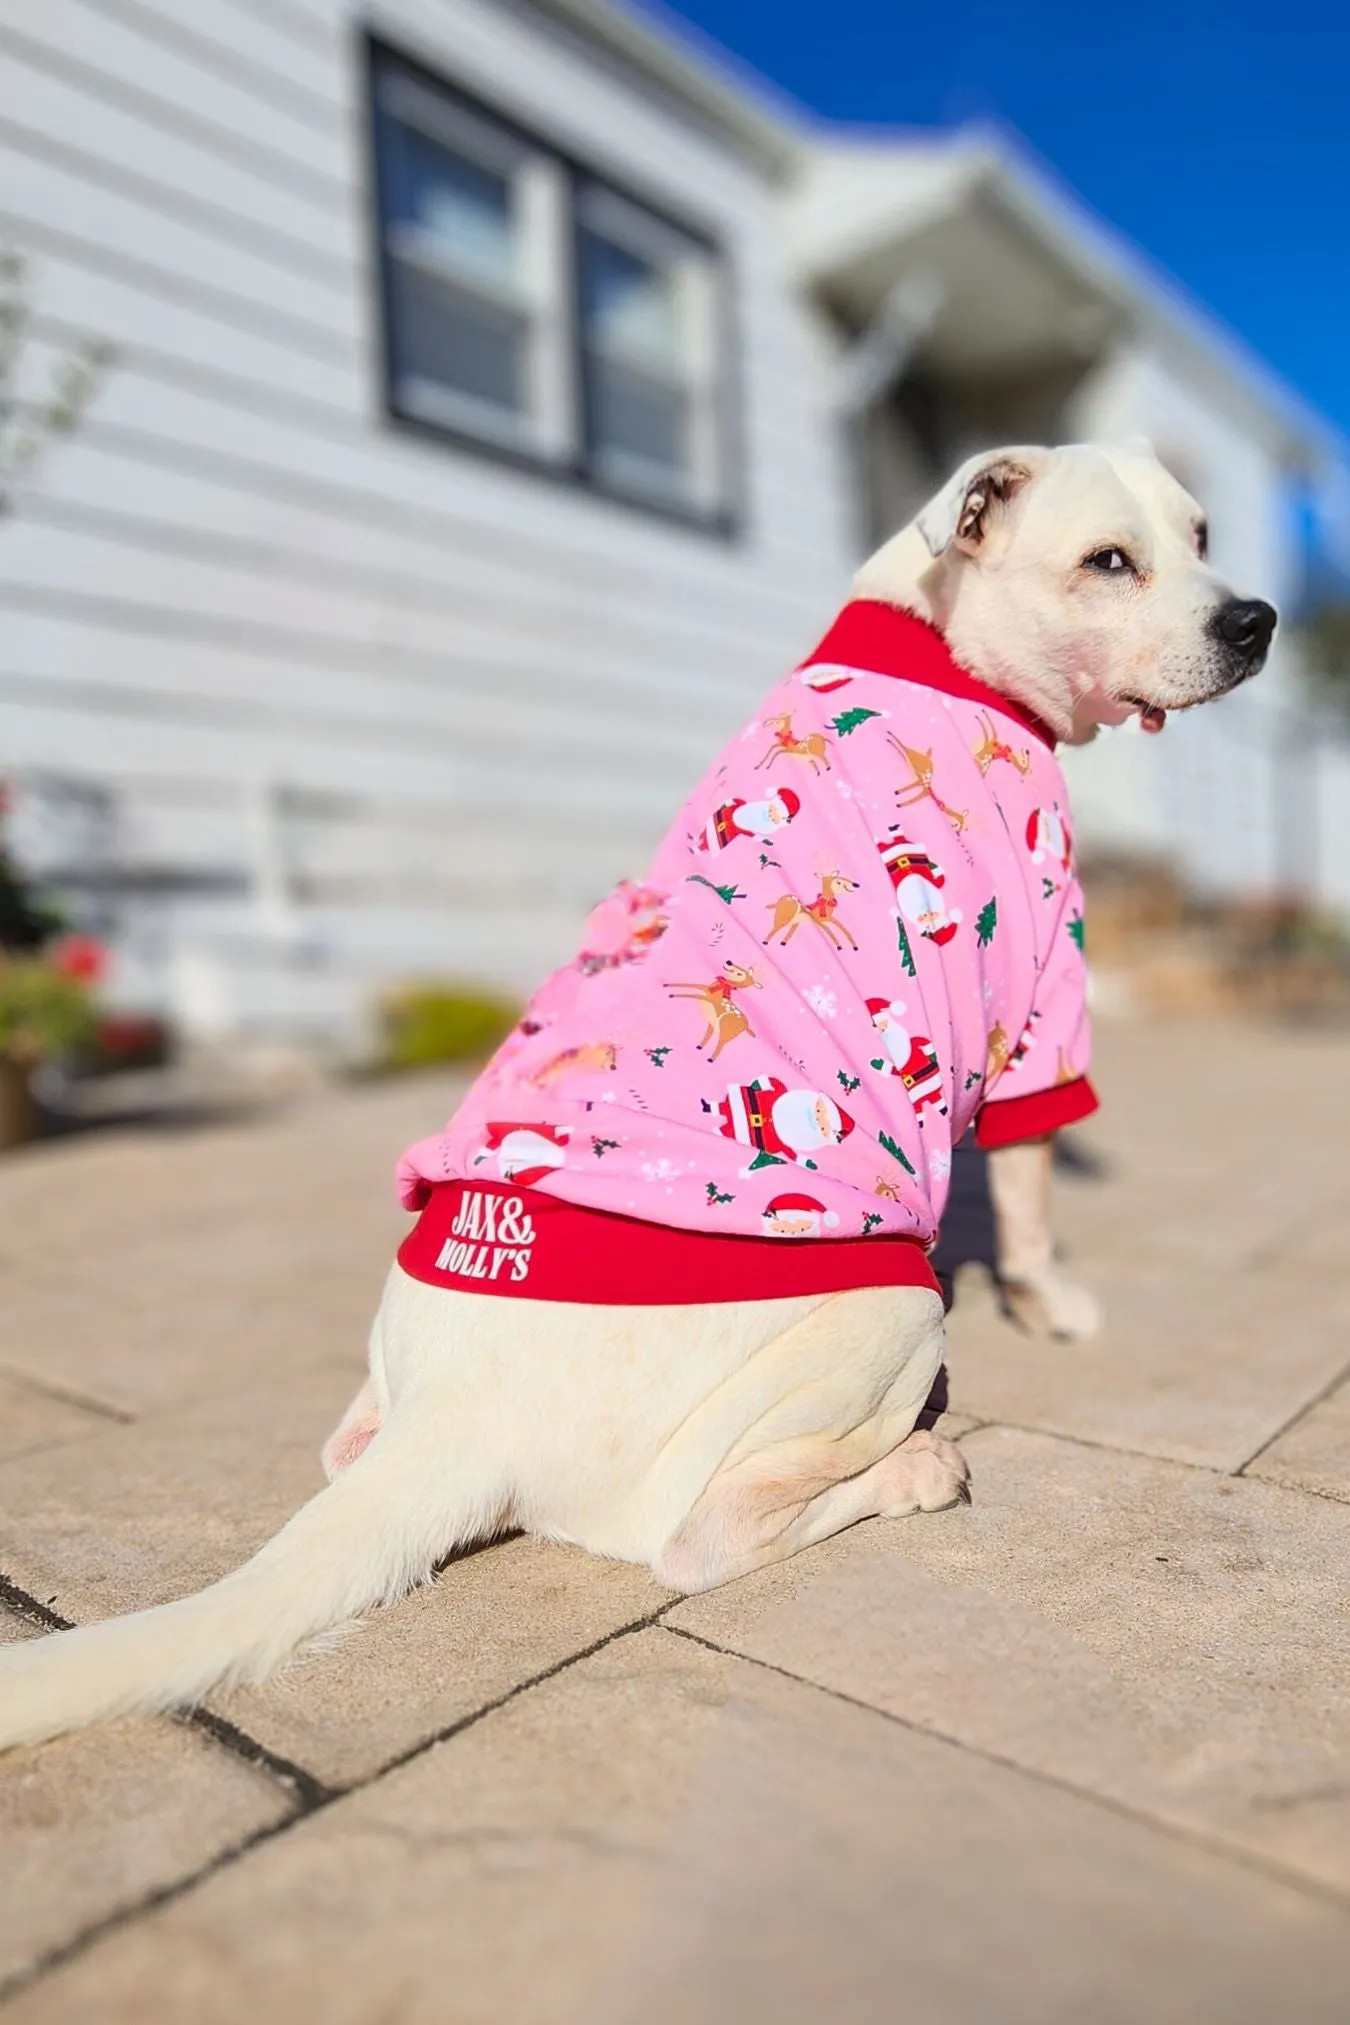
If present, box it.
[975,879,1099,1149]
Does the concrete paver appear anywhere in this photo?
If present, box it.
[1247,1371,1350,1504]
[672,1425,1350,1894]
[0,1072,469,1415]
[592,1643,1350,2025]
[0,1613,291,1995]
[0,1630,745,2025]
[942,1256,1350,1470]
[3,1018,1350,2016]
[11,1628,1350,2025]
[0,1374,115,1466]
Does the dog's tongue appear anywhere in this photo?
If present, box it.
[1140,706,1167,735]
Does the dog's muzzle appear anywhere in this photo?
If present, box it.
[1207,597,1278,687]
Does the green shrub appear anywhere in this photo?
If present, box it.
[379,982,520,1071]
[0,954,100,1064]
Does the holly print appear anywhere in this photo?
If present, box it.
[897,919,917,975]
[862,1210,883,1234]
[878,1131,916,1175]
[975,897,998,946]
[706,1182,734,1205]
[837,1070,860,1095]
[590,1137,619,1157]
[645,1045,672,1068]
[688,875,744,906]
[831,706,881,737]
[1042,876,1056,902]
[964,1067,983,1090]
[1068,913,1085,951]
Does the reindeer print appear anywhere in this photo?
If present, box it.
[887,734,968,834]
[765,869,860,951]
[756,714,832,775]
[532,1042,619,1088]
[971,713,1032,777]
[666,961,762,1063]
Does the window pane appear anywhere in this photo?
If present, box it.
[390,124,516,289]
[586,357,689,489]
[389,263,527,421]
[579,230,679,372]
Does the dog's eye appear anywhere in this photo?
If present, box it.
[1083,547,1132,575]
[1194,521,1209,560]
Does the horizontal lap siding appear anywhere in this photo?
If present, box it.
[0,0,849,1039]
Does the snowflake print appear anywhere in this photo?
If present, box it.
[803,983,838,1019]
[833,779,855,801]
[641,1157,680,1182]
[930,1148,952,1182]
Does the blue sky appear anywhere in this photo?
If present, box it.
[648,0,1349,442]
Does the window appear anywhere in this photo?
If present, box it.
[368,40,735,529]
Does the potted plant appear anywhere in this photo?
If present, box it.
[0,936,104,1149]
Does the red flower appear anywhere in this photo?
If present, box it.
[50,935,107,984]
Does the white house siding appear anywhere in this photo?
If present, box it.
[0,0,854,1044]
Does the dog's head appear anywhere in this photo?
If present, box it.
[853,442,1277,742]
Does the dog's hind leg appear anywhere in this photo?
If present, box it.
[654,1428,969,1593]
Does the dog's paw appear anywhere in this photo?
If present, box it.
[999,1269,1102,1341]
[877,1429,972,1516]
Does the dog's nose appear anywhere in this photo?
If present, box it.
[1210,598,1277,663]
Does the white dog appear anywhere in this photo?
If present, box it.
[0,442,1275,1750]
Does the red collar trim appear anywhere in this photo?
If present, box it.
[799,600,1058,751]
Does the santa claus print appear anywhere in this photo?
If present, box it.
[796,663,855,695]
[472,1122,570,1186]
[1026,806,1072,872]
[706,1076,854,1174]
[865,999,948,1116]
[696,787,801,853]
[761,1192,841,1238]
[878,831,962,947]
[1005,1012,1040,1072]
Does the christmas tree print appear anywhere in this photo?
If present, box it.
[878,1131,916,1176]
[591,1137,619,1158]
[1068,913,1085,951]
[706,1182,734,1205]
[830,706,881,737]
[975,897,998,946]
[687,874,743,906]
[837,1070,860,1095]
[645,1045,672,1069]
[862,1210,883,1235]
[897,919,917,976]
[746,1149,786,1172]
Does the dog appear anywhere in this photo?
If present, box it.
[0,441,1275,1750]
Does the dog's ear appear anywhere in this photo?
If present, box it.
[917,450,1041,558]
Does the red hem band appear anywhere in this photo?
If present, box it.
[800,601,1058,751]
[975,1076,1100,1149]
[397,1181,942,1306]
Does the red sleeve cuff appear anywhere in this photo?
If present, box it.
[975,1075,1099,1149]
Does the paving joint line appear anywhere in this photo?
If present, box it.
[0,1364,134,1425]
[956,1416,1243,1476]
[0,1599,673,2009]
[0,1573,335,1809]
[660,1622,1350,1916]
[1236,1356,1350,1476]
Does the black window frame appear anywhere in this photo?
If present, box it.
[362,30,742,540]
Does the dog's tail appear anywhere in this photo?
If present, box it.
[0,1391,503,1752]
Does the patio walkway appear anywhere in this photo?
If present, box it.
[3,1016,1350,2022]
